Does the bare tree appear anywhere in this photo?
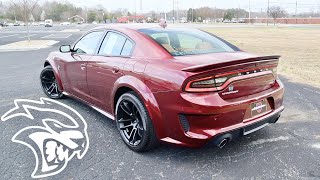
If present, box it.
[268,6,286,25]
[12,0,39,41]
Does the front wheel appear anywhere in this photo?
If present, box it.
[40,65,64,99]
[115,92,159,152]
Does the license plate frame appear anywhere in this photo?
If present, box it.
[251,99,267,117]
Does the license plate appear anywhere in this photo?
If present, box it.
[251,99,267,117]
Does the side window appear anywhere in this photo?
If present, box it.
[73,31,104,54]
[121,40,133,56]
[99,32,130,56]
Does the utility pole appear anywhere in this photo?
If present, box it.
[135,0,137,23]
[177,0,179,23]
[140,0,142,12]
[295,0,298,24]
[85,7,88,23]
[248,0,251,24]
[267,0,270,26]
[173,0,175,23]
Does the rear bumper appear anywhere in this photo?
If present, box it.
[154,79,285,148]
[207,106,283,147]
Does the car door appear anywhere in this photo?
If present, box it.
[60,30,105,102]
[86,31,134,113]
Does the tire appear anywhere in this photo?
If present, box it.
[115,91,159,152]
[40,65,64,99]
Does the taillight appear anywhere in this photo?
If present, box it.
[184,76,229,92]
[184,66,277,92]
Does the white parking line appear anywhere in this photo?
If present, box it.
[41,34,72,39]
[64,34,72,38]
[41,34,54,38]
[19,34,37,38]
[0,34,18,39]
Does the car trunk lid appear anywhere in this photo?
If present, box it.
[175,52,280,99]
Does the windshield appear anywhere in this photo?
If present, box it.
[138,28,236,56]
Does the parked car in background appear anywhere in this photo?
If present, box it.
[0,21,8,27]
[41,26,284,152]
[6,22,14,26]
[39,22,45,26]
[60,22,70,25]
[32,22,39,26]
[14,21,20,26]
[231,18,238,23]
[238,19,245,23]
[222,19,232,23]
[45,19,53,27]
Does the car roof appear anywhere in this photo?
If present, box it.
[90,24,198,34]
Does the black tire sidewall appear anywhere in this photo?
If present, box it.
[40,66,64,99]
[115,92,153,152]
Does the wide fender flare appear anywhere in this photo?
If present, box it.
[112,75,165,139]
[44,58,64,92]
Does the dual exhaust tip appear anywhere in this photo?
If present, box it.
[217,138,229,148]
[212,133,233,148]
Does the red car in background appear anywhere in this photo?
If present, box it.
[40,26,284,152]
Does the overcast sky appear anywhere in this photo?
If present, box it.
[66,0,320,13]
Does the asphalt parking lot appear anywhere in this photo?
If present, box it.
[0,24,320,180]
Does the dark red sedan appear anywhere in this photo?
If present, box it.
[40,26,284,152]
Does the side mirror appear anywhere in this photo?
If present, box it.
[59,45,71,53]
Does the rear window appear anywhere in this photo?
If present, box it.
[138,28,236,56]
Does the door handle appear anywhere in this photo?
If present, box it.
[80,63,86,70]
[112,67,120,73]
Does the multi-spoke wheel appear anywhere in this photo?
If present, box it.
[115,92,158,152]
[40,65,64,99]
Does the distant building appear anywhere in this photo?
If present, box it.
[117,15,145,23]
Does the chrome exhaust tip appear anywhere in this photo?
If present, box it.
[217,138,228,148]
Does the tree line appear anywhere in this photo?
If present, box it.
[1,0,318,23]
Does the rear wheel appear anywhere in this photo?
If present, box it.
[115,92,158,152]
[40,65,64,99]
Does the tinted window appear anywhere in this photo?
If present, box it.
[99,32,128,56]
[73,31,104,54]
[121,40,133,56]
[139,28,236,56]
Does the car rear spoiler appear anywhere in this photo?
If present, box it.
[181,55,281,72]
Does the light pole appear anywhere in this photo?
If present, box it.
[248,0,251,24]
[135,0,137,23]
[173,0,175,23]
[267,0,270,26]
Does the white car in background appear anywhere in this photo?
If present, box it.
[60,22,70,25]
[44,19,53,27]
[39,22,45,26]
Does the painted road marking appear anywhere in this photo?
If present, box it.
[19,34,37,38]
[41,34,54,38]
[41,34,71,39]
[0,34,18,39]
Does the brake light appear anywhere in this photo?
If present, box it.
[184,76,228,92]
[184,66,277,92]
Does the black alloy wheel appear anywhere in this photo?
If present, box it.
[40,66,64,99]
[115,92,158,152]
